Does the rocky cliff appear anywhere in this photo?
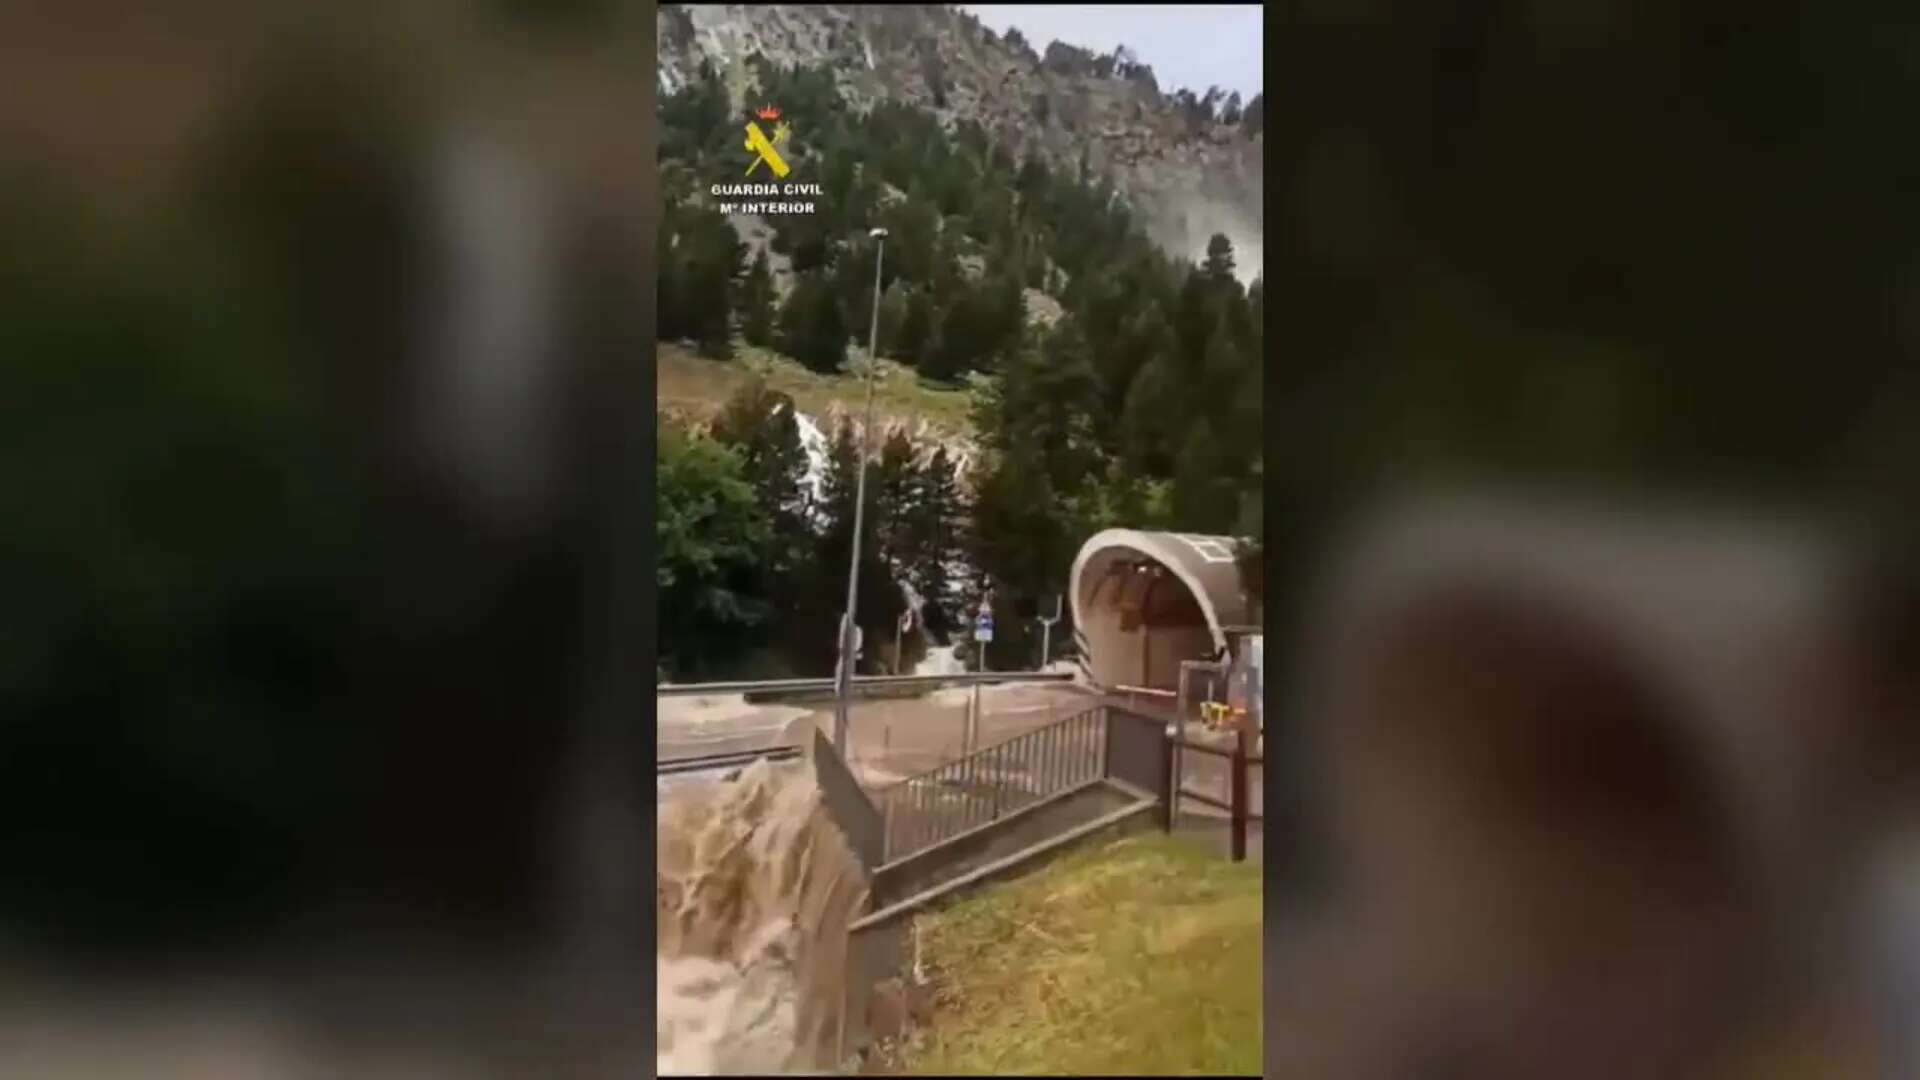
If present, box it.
[657,4,1262,281]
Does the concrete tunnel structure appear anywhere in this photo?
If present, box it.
[1068,529,1260,692]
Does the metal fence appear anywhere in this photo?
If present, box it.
[1109,684,1179,719]
[1171,727,1263,862]
[658,673,1100,797]
[874,707,1109,862]
[657,671,1074,697]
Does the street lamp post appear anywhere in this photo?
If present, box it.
[834,227,888,757]
[1035,594,1062,670]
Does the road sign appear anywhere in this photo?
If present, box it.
[837,617,863,659]
[975,613,994,642]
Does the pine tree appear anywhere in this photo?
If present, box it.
[783,217,831,275]
[875,282,909,360]
[968,442,1061,667]
[709,377,810,540]
[898,286,933,362]
[988,270,1027,366]
[969,184,1013,246]
[916,309,948,382]
[1241,275,1264,438]
[819,419,860,550]
[1171,420,1235,534]
[683,211,744,359]
[1203,232,1237,284]
[739,248,775,348]
[1236,456,1264,543]
[1096,297,1165,435]
[1201,314,1244,412]
[656,210,683,342]
[1174,266,1214,376]
[815,419,903,674]
[837,241,884,355]
[909,445,964,641]
[925,277,1014,379]
[883,191,940,288]
[1119,352,1180,476]
[920,291,977,383]
[873,427,918,564]
[979,316,1100,496]
[778,269,848,373]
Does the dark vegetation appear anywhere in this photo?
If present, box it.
[657,378,967,681]
[655,56,1265,680]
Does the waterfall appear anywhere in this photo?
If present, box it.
[910,642,968,678]
[786,407,831,511]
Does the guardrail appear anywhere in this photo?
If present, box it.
[657,745,802,775]
[657,671,1076,697]
[874,707,1108,862]
[1108,684,1179,719]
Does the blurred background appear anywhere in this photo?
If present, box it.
[0,2,655,1074]
[18,0,1920,1075]
[1278,3,1920,1077]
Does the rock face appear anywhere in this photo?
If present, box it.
[658,3,1263,280]
[728,213,795,301]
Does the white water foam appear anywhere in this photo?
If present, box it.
[790,409,830,509]
[656,759,869,1075]
[912,643,968,679]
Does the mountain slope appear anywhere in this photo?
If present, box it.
[657,3,1262,279]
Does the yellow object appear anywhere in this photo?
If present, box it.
[744,121,791,178]
[1197,701,1250,732]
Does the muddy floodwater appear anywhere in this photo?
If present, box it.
[657,682,1099,785]
[655,759,869,1075]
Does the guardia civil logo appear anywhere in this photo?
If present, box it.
[709,104,823,216]
[744,104,791,178]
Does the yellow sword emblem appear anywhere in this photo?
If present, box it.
[744,120,791,178]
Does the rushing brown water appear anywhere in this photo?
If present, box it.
[656,758,870,1075]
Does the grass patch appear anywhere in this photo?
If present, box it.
[657,340,978,438]
[889,831,1262,1076]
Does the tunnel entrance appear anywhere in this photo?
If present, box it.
[1069,530,1258,693]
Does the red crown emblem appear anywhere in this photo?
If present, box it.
[755,104,781,122]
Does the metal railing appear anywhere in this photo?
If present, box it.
[873,707,1109,863]
[657,671,1074,697]
[1171,728,1263,863]
[657,745,802,775]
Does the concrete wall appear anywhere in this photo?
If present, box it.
[1144,625,1215,690]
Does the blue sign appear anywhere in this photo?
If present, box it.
[975,613,994,642]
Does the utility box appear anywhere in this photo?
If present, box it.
[1224,629,1263,734]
